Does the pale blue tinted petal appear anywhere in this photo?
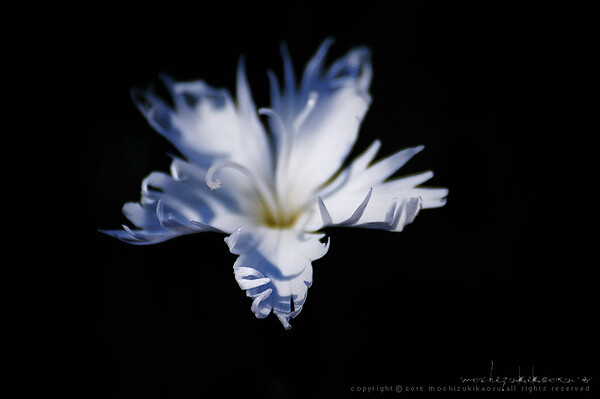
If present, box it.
[280,42,297,120]
[263,41,373,209]
[100,158,253,245]
[298,37,335,100]
[225,226,330,329]
[132,73,273,183]
[100,226,184,245]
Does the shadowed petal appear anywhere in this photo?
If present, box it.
[132,67,273,184]
[225,226,330,329]
[100,158,254,245]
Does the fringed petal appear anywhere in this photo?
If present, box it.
[225,226,330,329]
[313,190,424,232]
[100,158,253,245]
[267,41,373,211]
[304,141,447,232]
[132,67,273,184]
[103,39,447,331]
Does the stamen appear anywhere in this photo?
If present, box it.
[293,92,318,132]
[258,107,289,141]
[205,160,280,219]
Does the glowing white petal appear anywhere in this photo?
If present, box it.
[132,66,272,183]
[226,226,329,328]
[304,142,446,231]
[103,39,447,328]
[268,44,373,210]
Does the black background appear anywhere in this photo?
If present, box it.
[78,2,596,398]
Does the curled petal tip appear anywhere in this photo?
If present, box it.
[276,313,292,330]
[224,227,243,250]
[237,277,271,290]
[207,181,222,190]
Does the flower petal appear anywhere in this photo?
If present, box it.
[225,226,330,329]
[100,158,255,245]
[298,37,335,100]
[131,62,273,184]
[314,190,424,232]
[320,142,426,196]
[269,41,373,210]
[304,142,448,231]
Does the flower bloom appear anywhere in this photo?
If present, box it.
[101,39,448,329]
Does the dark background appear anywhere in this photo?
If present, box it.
[79,2,596,397]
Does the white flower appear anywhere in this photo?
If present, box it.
[101,39,448,329]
